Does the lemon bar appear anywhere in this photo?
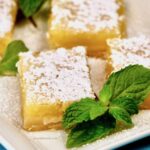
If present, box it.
[48,0,125,58]
[18,46,95,131]
[0,0,17,56]
[107,36,150,109]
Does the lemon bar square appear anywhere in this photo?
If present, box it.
[18,46,95,131]
[0,0,17,56]
[48,0,125,58]
[107,36,150,109]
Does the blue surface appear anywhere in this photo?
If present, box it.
[0,144,6,150]
[115,136,150,150]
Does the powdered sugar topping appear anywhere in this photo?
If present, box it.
[0,77,22,127]
[0,0,16,38]
[108,35,150,71]
[51,0,123,32]
[18,46,94,104]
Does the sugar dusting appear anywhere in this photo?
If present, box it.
[0,77,22,127]
[18,47,94,104]
[0,0,15,38]
[108,35,150,71]
[51,0,123,32]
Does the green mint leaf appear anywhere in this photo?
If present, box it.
[109,106,132,126]
[111,97,138,115]
[99,65,150,105]
[19,0,46,17]
[99,84,112,106]
[90,105,108,120]
[66,114,116,148]
[0,40,29,76]
[62,98,107,129]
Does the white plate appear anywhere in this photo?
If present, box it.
[1,0,150,149]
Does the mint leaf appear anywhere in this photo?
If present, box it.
[19,0,46,17]
[62,98,107,129]
[90,105,108,120]
[99,84,112,106]
[99,65,150,105]
[111,97,138,115]
[0,40,29,76]
[109,106,132,126]
[66,114,116,148]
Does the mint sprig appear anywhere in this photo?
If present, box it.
[63,65,150,148]
[19,0,46,18]
[0,40,29,76]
